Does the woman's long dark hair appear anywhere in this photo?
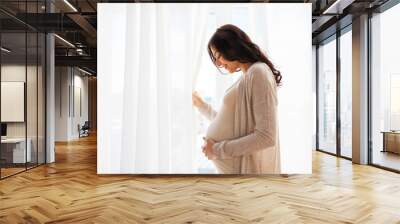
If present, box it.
[207,24,282,86]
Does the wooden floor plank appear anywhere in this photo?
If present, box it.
[0,134,400,223]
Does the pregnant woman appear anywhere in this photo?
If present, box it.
[192,24,282,174]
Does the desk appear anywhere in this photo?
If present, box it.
[1,138,31,163]
[381,131,400,154]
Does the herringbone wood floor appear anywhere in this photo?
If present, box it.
[1,134,400,223]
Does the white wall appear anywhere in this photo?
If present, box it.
[55,67,89,141]
[1,66,26,133]
[72,72,89,138]
[1,65,39,138]
[55,66,69,141]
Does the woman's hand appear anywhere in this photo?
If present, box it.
[202,137,216,160]
[192,91,205,109]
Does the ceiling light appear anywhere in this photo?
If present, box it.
[54,34,75,48]
[76,48,85,55]
[1,47,11,53]
[63,0,78,12]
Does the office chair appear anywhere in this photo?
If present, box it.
[79,121,90,138]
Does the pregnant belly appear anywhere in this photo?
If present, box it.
[206,118,235,142]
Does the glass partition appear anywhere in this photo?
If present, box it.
[1,31,28,177]
[0,1,46,179]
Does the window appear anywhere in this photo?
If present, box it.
[390,74,400,130]
[340,28,352,158]
[317,37,337,155]
[371,3,400,171]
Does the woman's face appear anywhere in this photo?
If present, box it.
[211,47,241,74]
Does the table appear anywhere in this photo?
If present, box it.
[1,138,31,164]
[381,131,400,154]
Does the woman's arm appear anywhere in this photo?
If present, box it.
[193,91,217,121]
[212,66,277,159]
[197,101,217,121]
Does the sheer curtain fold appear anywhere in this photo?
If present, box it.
[114,4,209,173]
[120,5,136,172]
[188,4,209,172]
[155,5,172,173]
[190,5,209,88]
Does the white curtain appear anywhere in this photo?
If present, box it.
[98,3,208,173]
[98,3,312,174]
